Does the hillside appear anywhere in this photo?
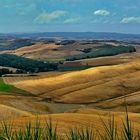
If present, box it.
[0,104,31,120]
[0,36,140,139]
[0,93,50,116]
[3,58,140,112]
[2,41,137,62]
[6,43,60,59]
[75,51,140,67]
[0,54,58,73]
[0,38,34,51]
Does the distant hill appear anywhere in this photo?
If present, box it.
[0,38,34,51]
[3,32,140,42]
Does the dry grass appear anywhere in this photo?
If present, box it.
[6,43,59,55]
[3,110,140,137]
[0,112,139,140]
[0,94,50,117]
[1,56,140,116]
[3,71,68,85]
[0,104,31,120]
[4,59,140,108]
[76,54,140,67]
[5,43,82,61]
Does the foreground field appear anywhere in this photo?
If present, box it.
[1,108,140,140]
[11,108,140,130]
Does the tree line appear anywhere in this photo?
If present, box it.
[0,54,58,75]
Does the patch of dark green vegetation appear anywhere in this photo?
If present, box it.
[0,54,58,73]
[66,44,136,61]
[0,78,32,96]
[0,78,15,92]
[0,39,34,51]
[81,48,93,53]
[0,68,13,77]
[55,40,76,45]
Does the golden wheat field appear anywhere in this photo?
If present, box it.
[4,108,140,138]
[0,94,50,116]
[1,56,140,139]
[0,0,140,138]
[2,58,140,113]
[0,104,31,120]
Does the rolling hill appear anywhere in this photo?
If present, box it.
[0,35,140,139]
[0,104,31,120]
[3,58,140,112]
[2,41,137,62]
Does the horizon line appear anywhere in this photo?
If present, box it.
[0,31,140,36]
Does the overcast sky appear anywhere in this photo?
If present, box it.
[0,0,140,34]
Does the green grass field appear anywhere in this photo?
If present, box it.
[0,78,32,96]
[0,78,16,92]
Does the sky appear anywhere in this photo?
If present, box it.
[0,0,140,34]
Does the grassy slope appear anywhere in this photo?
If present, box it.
[0,78,31,96]
[76,53,140,67]
[0,104,31,120]
[5,58,140,112]
[4,43,66,61]
[0,94,50,117]
[3,42,137,62]
[0,79,49,117]
[0,78,15,92]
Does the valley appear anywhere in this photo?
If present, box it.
[0,34,140,139]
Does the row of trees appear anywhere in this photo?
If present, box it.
[0,68,13,76]
[0,54,58,74]
[0,68,33,76]
[66,45,136,61]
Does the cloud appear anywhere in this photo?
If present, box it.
[121,17,140,24]
[35,10,67,24]
[64,17,81,24]
[94,9,110,16]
